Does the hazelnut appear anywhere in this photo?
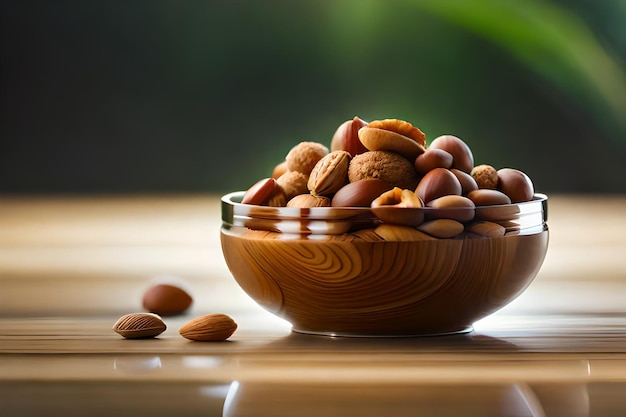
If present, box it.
[471,164,498,189]
[285,141,329,174]
[276,171,309,200]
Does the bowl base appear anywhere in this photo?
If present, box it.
[291,325,474,338]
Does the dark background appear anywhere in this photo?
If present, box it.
[1,0,625,194]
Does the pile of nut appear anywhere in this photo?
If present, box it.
[242,117,535,239]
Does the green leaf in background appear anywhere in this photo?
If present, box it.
[411,0,626,147]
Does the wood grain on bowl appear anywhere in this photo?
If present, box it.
[220,227,548,336]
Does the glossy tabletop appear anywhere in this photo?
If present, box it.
[1,194,625,416]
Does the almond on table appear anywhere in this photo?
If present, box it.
[179,313,238,342]
[113,313,166,339]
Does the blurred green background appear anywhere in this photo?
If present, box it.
[1,0,625,194]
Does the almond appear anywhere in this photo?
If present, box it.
[113,313,166,339]
[179,313,238,342]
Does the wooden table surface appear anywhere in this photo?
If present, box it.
[1,194,625,416]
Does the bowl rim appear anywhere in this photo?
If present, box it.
[222,191,547,221]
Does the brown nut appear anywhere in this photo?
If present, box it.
[358,127,426,160]
[497,168,534,203]
[468,190,519,222]
[426,195,475,223]
[414,148,453,175]
[428,135,474,173]
[287,194,331,208]
[179,313,238,342]
[113,313,166,339]
[348,150,420,190]
[371,187,422,209]
[276,171,309,200]
[371,187,424,226]
[307,151,351,196]
[415,168,462,204]
[451,168,479,195]
[471,164,498,189]
[417,219,465,238]
[142,283,193,316]
[330,116,369,157]
[475,205,520,223]
[466,221,506,237]
[331,179,393,207]
[241,178,280,206]
[467,189,512,206]
[373,224,434,241]
[367,119,427,147]
[285,141,329,174]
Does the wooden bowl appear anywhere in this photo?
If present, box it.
[221,192,548,336]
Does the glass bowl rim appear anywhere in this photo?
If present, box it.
[221,191,548,221]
